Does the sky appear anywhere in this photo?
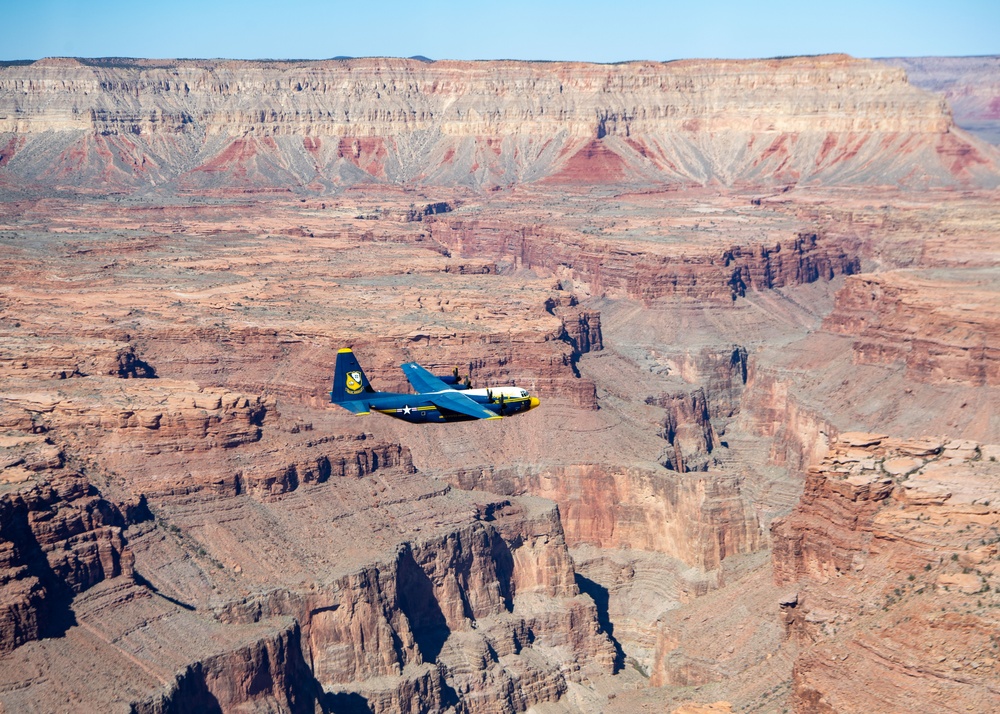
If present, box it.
[1,0,997,63]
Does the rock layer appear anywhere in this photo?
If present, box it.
[0,361,617,711]
[824,269,1000,386]
[772,433,1000,713]
[429,221,861,302]
[446,464,761,571]
[1,55,997,191]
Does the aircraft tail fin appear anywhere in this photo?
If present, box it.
[331,348,375,404]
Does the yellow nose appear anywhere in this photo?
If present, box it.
[528,397,540,410]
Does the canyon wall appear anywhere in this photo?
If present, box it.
[446,464,761,571]
[1,55,997,191]
[429,221,861,302]
[0,361,618,711]
[0,451,132,653]
[771,433,1000,712]
[824,270,1000,386]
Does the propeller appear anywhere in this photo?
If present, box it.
[498,394,506,415]
[447,366,472,389]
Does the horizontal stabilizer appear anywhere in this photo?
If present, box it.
[334,399,370,415]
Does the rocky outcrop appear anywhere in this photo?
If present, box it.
[824,270,1000,386]
[647,389,718,472]
[771,433,1000,713]
[287,499,615,712]
[1,379,269,456]
[430,221,861,302]
[446,464,761,571]
[135,620,317,714]
[0,435,133,653]
[0,349,616,712]
[1,55,997,191]
[736,365,836,474]
[0,336,155,381]
[548,294,603,358]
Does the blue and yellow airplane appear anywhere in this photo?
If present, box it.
[331,348,540,423]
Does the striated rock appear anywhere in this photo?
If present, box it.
[0,468,132,653]
[0,336,155,381]
[431,221,861,302]
[0,378,269,457]
[1,55,997,192]
[772,434,1000,713]
[824,270,1000,386]
[447,464,761,571]
[646,389,718,472]
[136,620,317,714]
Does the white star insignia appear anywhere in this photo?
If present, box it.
[402,405,411,415]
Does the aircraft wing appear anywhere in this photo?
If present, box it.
[429,391,501,420]
[401,362,453,394]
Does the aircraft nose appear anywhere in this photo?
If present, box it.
[528,396,540,410]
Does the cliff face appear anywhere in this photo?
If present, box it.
[1,55,997,191]
[0,433,135,654]
[429,221,861,302]
[771,433,1000,713]
[0,357,616,712]
[824,270,1000,386]
[447,464,761,572]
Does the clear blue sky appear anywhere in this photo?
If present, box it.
[1,0,997,62]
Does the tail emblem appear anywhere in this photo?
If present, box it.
[346,371,363,394]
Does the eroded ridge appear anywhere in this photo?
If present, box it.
[0,371,617,711]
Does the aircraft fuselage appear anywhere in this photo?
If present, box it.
[361,387,538,423]
[331,349,540,423]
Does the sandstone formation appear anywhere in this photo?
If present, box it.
[447,463,761,571]
[1,55,999,193]
[772,433,1000,712]
[0,368,618,710]
[429,221,861,302]
[0,55,998,713]
[824,269,1000,386]
[0,440,132,654]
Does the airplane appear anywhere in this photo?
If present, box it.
[331,348,540,423]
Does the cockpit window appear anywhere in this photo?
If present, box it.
[520,389,528,398]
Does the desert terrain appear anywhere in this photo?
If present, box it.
[0,54,998,713]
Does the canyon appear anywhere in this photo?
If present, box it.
[0,54,998,713]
